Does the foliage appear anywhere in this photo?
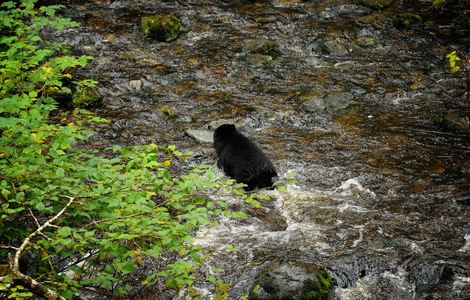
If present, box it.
[0,1,264,298]
[446,51,470,80]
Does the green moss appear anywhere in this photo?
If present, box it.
[304,267,333,300]
[393,13,422,29]
[263,41,279,58]
[215,282,230,300]
[140,15,181,42]
[157,104,178,118]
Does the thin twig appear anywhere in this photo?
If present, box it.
[28,207,41,228]
[83,212,150,229]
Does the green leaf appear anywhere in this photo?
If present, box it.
[57,226,72,237]
[1,2,16,9]
[39,5,65,16]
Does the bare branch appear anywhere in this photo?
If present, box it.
[12,196,74,273]
[0,245,18,251]
[8,196,75,300]
[13,274,66,300]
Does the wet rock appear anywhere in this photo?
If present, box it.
[242,38,280,58]
[304,92,354,112]
[338,272,416,299]
[406,262,443,294]
[300,92,327,110]
[271,0,300,8]
[336,178,376,198]
[128,79,143,91]
[353,36,376,48]
[176,115,192,123]
[320,4,372,20]
[326,38,350,56]
[393,13,422,29]
[209,119,243,130]
[354,0,393,10]
[250,262,333,299]
[435,110,470,132]
[324,92,355,111]
[356,13,388,28]
[185,129,214,144]
[452,275,470,299]
[140,15,181,42]
[246,54,273,67]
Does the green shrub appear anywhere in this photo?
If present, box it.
[0,1,263,298]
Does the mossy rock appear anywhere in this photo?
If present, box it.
[355,0,393,10]
[140,15,180,42]
[353,36,376,47]
[249,262,334,300]
[243,38,281,58]
[304,267,333,300]
[157,104,177,118]
[393,13,422,29]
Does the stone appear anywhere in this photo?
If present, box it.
[324,38,350,56]
[271,0,300,8]
[209,119,243,130]
[246,54,272,66]
[353,36,376,47]
[243,38,280,58]
[185,129,214,143]
[355,0,394,10]
[140,15,180,42]
[323,92,354,111]
[128,79,143,90]
[300,92,327,110]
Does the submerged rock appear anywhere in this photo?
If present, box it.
[243,38,281,58]
[354,0,393,10]
[271,0,300,8]
[353,36,376,48]
[435,110,470,132]
[313,38,350,56]
[246,54,273,66]
[324,38,350,56]
[303,91,354,112]
[140,15,180,42]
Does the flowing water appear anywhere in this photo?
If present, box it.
[50,0,469,299]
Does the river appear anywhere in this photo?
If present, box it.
[50,0,469,299]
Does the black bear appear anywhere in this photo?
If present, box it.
[213,124,278,191]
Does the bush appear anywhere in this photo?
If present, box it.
[0,1,257,299]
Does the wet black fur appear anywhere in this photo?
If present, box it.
[213,124,278,191]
